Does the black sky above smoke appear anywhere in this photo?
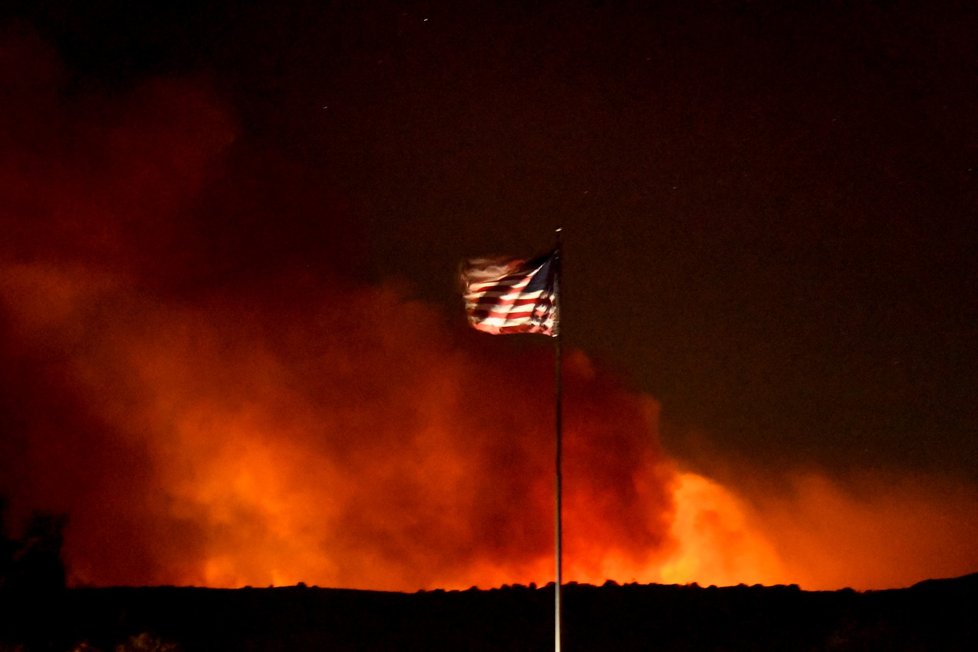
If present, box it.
[3,1,977,484]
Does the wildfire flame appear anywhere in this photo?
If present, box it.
[2,29,977,592]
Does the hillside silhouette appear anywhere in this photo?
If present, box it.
[2,574,976,650]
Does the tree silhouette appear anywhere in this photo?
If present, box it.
[0,498,67,594]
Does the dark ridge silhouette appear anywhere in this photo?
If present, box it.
[1,575,976,651]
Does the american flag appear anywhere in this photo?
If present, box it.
[460,250,558,336]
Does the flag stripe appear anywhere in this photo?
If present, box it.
[460,251,557,336]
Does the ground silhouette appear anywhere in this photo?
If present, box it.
[2,574,977,650]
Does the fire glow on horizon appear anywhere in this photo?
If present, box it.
[2,30,978,593]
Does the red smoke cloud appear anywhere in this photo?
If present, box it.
[741,470,978,590]
[2,29,977,592]
[0,28,677,590]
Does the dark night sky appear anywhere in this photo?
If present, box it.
[4,0,977,486]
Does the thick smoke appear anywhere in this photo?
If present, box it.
[670,445,978,590]
[743,470,978,590]
[3,29,977,592]
[0,30,676,590]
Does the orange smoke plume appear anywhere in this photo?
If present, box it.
[2,30,977,592]
[738,470,978,590]
[0,30,677,590]
[2,263,679,589]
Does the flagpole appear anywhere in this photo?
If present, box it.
[553,227,563,652]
